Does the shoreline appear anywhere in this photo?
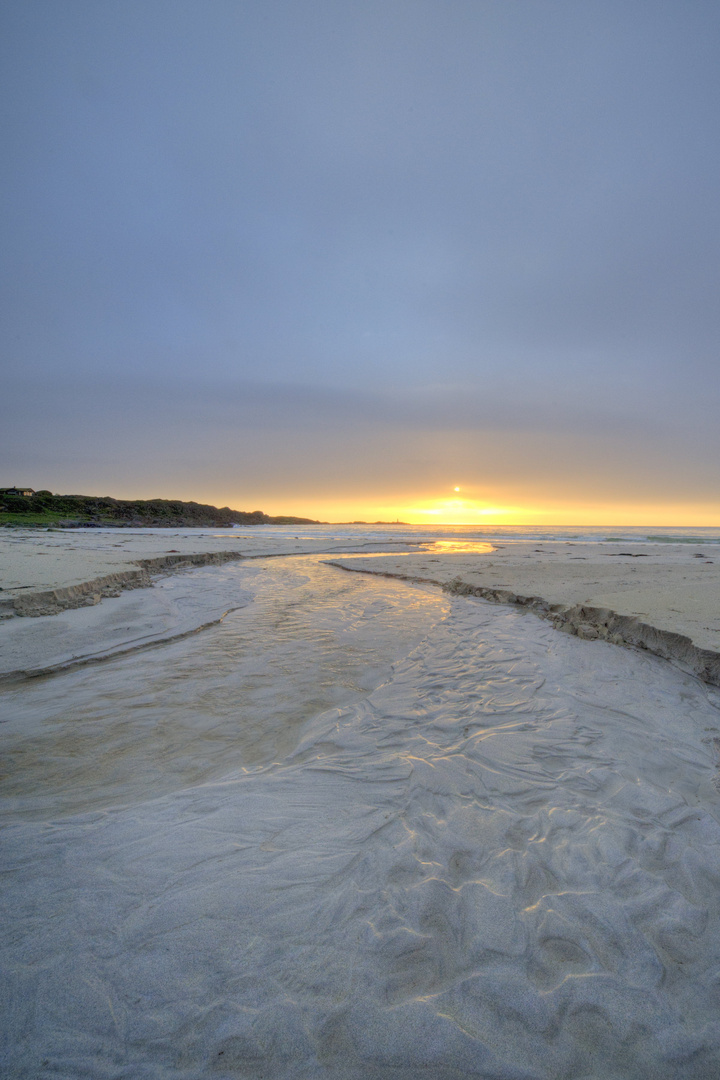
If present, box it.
[0,531,426,682]
[329,559,720,687]
[0,528,423,619]
[2,530,720,687]
[3,550,248,618]
[328,542,720,687]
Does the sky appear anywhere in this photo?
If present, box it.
[2,0,719,524]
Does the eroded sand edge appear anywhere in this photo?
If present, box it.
[2,531,720,685]
[328,543,720,685]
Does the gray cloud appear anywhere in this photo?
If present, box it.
[3,374,718,512]
[1,1,719,514]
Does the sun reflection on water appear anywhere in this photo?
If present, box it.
[429,540,494,554]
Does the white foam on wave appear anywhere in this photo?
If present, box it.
[2,559,720,1078]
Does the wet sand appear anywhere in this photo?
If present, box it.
[2,552,720,1078]
[0,528,376,618]
[3,538,720,1077]
[0,530,417,679]
[329,541,720,684]
[3,529,720,684]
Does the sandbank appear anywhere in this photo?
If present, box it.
[0,527,409,618]
[0,529,419,680]
[329,540,720,684]
[2,530,720,685]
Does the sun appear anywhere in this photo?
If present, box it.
[453,486,460,492]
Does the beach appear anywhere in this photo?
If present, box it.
[330,539,720,685]
[2,527,720,1078]
[0,528,386,618]
[2,527,719,682]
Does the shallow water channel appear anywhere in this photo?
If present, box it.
[0,556,448,818]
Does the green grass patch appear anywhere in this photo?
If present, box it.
[0,511,96,526]
[0,516,89,529]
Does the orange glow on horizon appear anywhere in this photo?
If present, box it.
[241,491,720,528]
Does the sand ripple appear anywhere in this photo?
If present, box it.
[2,567,720,1078]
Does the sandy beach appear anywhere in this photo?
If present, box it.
[6,1,720,1074]
[3,528,720,1078]
[0,528,376,617]
[2,528,719,683]
[330,540,720,685]
[0,528,419,680]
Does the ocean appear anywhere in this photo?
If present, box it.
[231,522,720,545]
[2,526,720,1078]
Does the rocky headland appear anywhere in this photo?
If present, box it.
[0,490,320,528]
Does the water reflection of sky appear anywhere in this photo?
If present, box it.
[349,540,495,558]
[237,525,720,545]
[426,540,494,554]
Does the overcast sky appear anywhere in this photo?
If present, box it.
[2,0,719,521]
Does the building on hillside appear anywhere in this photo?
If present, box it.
[0,487,35,497]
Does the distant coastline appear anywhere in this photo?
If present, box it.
[0,489,320,528]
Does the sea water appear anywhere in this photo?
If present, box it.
[231,522,720,545]
[3,534,720,1079]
